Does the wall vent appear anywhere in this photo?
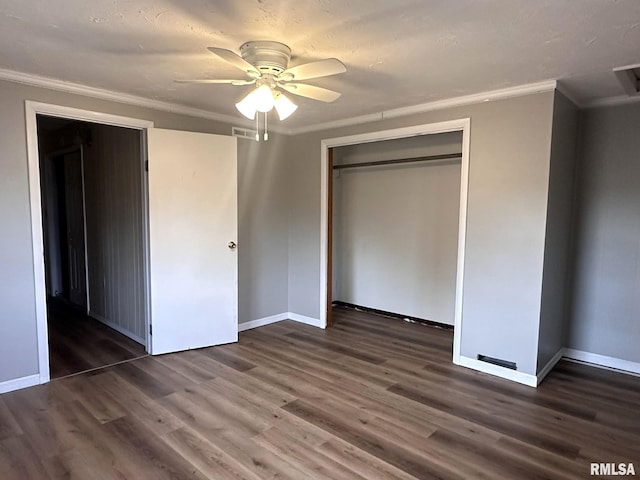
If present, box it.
[477,354,517,370]
[232,126,258,141]
[614,64,640,96]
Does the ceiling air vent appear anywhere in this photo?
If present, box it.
[614,64,640,96]
[232,126,258,141]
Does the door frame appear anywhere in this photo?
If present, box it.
[319,118,471,364]
[25,101,153,384]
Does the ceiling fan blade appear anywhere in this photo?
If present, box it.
[279,82,341,102]
[208,47,260,76]
[175,79,256,86]
[281,58,346,81]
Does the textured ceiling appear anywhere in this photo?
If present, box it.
[1,0,639,129]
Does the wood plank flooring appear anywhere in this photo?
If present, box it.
[2,306,639,479]
[47,298,147,378]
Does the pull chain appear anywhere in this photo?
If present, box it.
[252,112,270,142]
[264,111,269,141]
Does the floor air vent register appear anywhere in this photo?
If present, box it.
[477,354,517,371]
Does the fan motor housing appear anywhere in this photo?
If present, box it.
[240,41,291,75]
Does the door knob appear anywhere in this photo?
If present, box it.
[228,241,237,249]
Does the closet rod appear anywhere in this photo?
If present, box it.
[333,152,462,170]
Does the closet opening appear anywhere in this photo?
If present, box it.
[321,119,470,363]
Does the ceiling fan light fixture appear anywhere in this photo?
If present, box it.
[235,92,257,119]
[236,84,277,119]
[185,41,346,124]
[253,84,276,113]
[274,92,298,120]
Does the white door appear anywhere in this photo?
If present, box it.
[147,128,238,355]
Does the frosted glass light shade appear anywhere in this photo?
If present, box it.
[274,92,298,120]
[235,85,276,119]
[235,94,257,119]
[236,85,297,120]
[253,85,275,112]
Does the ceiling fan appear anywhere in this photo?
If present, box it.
[176,41,346,122]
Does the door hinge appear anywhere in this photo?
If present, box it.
[145,160,149,172]
[149,324,153,335]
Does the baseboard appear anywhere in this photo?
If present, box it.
[0,373,40,394]
[287,312,324,329]
[89,312,146,346]
[237,312,323,333]
[238,313,289,332]
[536,349,564,385]
[562,348,640,376]
[458,356,538,387]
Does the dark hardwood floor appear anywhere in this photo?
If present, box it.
[1,306,639,479]
[47,298,147,378]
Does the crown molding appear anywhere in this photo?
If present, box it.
[289,80,558,135]
[289,112,384,135]
[0,67,294,133]
[3,68,588,135]
[382,80,558,119]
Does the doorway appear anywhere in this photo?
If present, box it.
[26,101,240,386]
[320,119,471,363]
[26,102,154,383]
[37,115,148,378]
[331,131,463,330]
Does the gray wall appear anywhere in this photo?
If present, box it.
[0,78,289,384]
[567,102,640,363]
[286,92,555,376]
[237,134,289,322]
[537,91,579,372]
[10,73,624,386]
[332,132,462,325]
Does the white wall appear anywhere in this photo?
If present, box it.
[567,101,640,363]
[0,78,289,385]
[332,132,462,324]
[286,91,555,376]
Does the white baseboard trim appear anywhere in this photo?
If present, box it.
[237,312,323,333]
[0,373,40,394]
[89,312,146,346]
[238,313,289,332]
[562,348,640,376]
[458,356,538,387]
[536,349,564,385]
[287,312,324,329]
